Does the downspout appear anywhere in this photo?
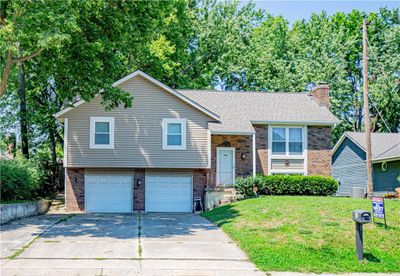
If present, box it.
[63,118,68,206]
[252,133,256,177]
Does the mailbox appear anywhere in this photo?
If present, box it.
[352,210,371,261]
[352,210,371,224]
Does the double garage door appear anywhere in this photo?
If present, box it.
[85,172,192,213]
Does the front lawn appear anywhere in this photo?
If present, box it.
[202,196,400,273]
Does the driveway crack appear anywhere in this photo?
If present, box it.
[137,212,143,268]
[6,214,74,260]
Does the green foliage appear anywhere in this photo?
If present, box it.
[0,157,39,201]
[31,149,60,198]
[202,196,400,273]
[235,174,338,197]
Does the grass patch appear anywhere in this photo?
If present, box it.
[55,214,76,224]
[202,196,400,273]
[0,199,36,204]
[43,240,61,243]
[137,213,143,258]
[7,236,39,259]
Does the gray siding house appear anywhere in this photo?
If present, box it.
[332,132,400,196]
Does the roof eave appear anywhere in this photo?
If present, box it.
[210,130,255,135]
[250,120,339,126]
[372,155,400,163]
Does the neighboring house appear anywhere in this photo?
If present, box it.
[54,70,339,213]
[332,132,400,196]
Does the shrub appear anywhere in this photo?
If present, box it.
[0,158,39,202]
[234,174,338,198]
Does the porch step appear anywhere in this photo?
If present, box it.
[219,199,232,205]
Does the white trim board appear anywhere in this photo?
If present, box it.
[267,125,307,175]
[89,117,115,149]
[63,118,68,166]
[162,118,187,150]
[251,120,338,126]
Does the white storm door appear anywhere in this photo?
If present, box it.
[217,147,235,185]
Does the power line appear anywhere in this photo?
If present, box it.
[363,31,398,133]
[367,93,392,132]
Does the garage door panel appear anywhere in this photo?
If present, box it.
[85,174,133,213]
[145,173,192,213]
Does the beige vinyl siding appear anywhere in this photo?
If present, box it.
[63,75,211,168]
[271,159,304,170]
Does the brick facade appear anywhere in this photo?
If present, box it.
[193,169,208,200]
[64,126,332,212]
[65,168,85,212]
[133,169,145,211]
[210,135,253,187]
[254,125,268,175]
[307,126,332,176]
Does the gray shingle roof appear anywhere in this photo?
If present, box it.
[344,132,400,160]
[178,90,340,133]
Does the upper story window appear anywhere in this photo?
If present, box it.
[90,117,115,149]
[272,127,303,156]
[162,118,186,150]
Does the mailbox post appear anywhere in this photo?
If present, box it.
[352,210,371,261]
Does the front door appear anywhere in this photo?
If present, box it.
[217,147,235,185]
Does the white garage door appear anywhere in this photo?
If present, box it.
[145,172,192,212]
[85,174,133,213]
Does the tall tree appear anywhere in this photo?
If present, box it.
[17,43,29,158]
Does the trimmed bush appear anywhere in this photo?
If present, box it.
[235,174,338,198]
[0,158,39,202]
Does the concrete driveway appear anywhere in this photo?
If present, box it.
[1,213,263,275]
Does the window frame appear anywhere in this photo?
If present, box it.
[162,118,187,150]
[271,126,305,157]
[89,117,115,149]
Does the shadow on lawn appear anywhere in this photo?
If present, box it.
[375,222,399,231]
[364,253,381,263]
[202,204,240,227]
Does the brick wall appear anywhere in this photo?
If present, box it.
[254,125,268,175]
[307,126,332,176]
[193,169,208,200]
[210,135,253,186]
[134,169,145,211]
[311,84,330,108]
[65,168,85,212]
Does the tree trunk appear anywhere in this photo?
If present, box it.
[48,124,59,190]
[18,44,29,158]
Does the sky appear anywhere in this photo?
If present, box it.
[241,0,399,24]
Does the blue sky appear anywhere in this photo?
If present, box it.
[241,0,399,23]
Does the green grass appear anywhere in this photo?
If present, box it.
[202,196,400,273]
[0,199,36,204]
[138,213,143,258]
[55,214,75,224]
[7,236,39,260]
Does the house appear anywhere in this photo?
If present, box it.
[54,70,339,213]
[332,132,400,196]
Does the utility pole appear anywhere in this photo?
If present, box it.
[362,18,373,195]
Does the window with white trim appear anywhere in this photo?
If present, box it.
[272,127,304,155]
[162,118,187,150]
[90,117,115,149]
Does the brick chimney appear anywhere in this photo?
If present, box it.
[311,82,330,108]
